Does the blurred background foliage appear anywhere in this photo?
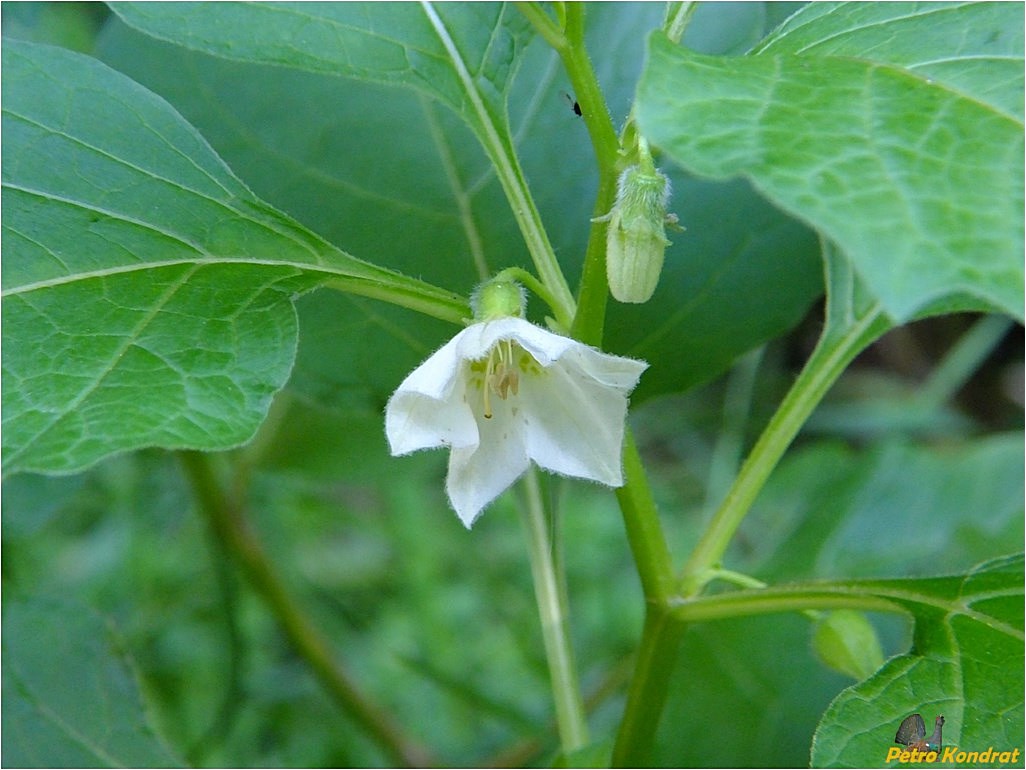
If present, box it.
[2,2,1022,767]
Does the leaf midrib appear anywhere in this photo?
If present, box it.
[1,255,413,298]
[2,110,329,265]
[4,263,203,467]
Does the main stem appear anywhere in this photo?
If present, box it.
[520,470,590,753]
[609,431,682,766]
[613,286,885,761]
[563,4,622,346]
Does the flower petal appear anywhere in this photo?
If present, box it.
[519,353,645,486]
[445,387,530,527]
[498,317,578,367]
[385,332,478,455]
[384,315,648,528]
[560,345,649,390]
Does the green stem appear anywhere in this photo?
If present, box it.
[608,429,681,766]
[615,430,676,601]
[679,303,887,597]
[669,583,905,623]
[178,452,433,768]
[699,568,821,621]
[610,610,685,767]
[520,470,590,753]
[571,173,618,346]
[518,2,620,345]
[563,5,622,346]
[421,1,576,329]
[323,276,469,326]
[560,5,620,173]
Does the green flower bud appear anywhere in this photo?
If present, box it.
[471,278,526,321]
[811,610,885,680]
[603,164,672,304]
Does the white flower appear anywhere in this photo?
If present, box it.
[385,317,647,528]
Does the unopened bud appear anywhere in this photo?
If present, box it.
[603,164,672,304]
[812,610,884,680]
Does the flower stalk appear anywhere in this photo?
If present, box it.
[520,470,590,753]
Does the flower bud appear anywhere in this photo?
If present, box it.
[604,164,672,304]
[471,278,526,321]
[811,610,884,680]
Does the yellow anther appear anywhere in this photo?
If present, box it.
[481,339,523,419]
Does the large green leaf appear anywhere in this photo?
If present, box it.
[95,16,507,291]
[96,4,824,406]
[811,554,1025,767]
[636,2,1024,323]
[2,596,184,768]
[105,1,547,294]
[1,40,464,476]
[754,2,1024,120]
[109,1,534,135]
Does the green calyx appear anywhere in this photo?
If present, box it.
[603,163,672,305]
[472,278,527,321]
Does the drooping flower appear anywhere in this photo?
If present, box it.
[385,315,647,528]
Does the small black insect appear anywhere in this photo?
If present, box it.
[563,92,582,117]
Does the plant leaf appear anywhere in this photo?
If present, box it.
[108,1,535,136]
[97,4,825,405]
[811,554,1024,767]
[1,40,465,476]
[754,2,1024,121]
[2,596,184,768]
[106,2,578,314]
[636,2,1025,323]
